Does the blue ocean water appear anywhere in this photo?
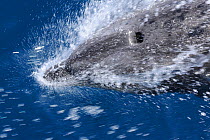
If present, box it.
[0,0,209,139]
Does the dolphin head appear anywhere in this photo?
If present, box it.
[42,0,210,97]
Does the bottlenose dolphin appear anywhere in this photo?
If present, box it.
[43,0,210,97]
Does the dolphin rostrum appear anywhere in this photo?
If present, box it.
[43,0,210,97]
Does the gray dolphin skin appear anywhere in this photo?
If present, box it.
[43,0,210,97]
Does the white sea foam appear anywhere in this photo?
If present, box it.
[64,107,80,121]
[64,106,104,121]
[81,106,104,116]
[110,125,120,130]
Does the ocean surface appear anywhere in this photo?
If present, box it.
[0,0,209,139]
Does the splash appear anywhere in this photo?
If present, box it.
[31,0,160,86]
[31,0,210,89]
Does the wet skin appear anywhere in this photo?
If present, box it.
[43,0,210,97]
